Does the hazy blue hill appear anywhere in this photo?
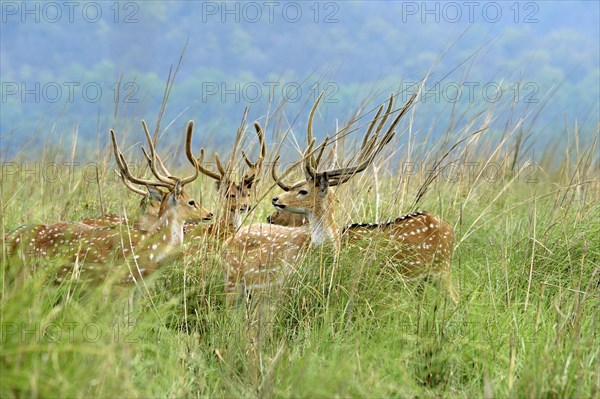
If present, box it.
[1,1,598,157]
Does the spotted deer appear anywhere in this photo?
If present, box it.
[265,120,458,305]
[80,171,165,229]
[80,120,214,232]
[265,209,307,226]
[4,121,212,285]
[187,116,266,242]
[265,117,338,228]
[222,92,412,304]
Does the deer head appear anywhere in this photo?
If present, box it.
[221,91,419,304]
[270,93,414,245]
[108,169,166,229]
[195,112,266,229]
[111,120,213,231]
[266,209,307,226]
[7,121,213,285]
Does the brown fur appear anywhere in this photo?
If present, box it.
[266,210,307,226]
[5,185,211,285]
[6,117,213,286]
[185,119,265,253]
[222,91,415,304]
[343,211,458,303]
[224,223,310,300]
[223,176,342,305]
[185,180,252,243]
[81,189,203,234]
[267,207,458,303]
[267,208,458,303]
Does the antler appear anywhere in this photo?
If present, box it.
[197,148,224,181]
[197,107,262,186]
[141,120,174,183]
[271,155,293,192]
[271,92,331,191]
[179,121,200,186]
[324,91,417,185]
[271,136,322,192]
[110,120,200,190]
[281,91,417,188]
[110,129,173,189]
[115,170,149,196]
[141,120,199,186]
[304,92,324,180]
[241,121,266,185]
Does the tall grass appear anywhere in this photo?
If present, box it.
[1,102,598,398]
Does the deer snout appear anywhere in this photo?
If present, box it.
[272,196,285,209]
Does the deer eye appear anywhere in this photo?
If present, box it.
[298,189,308,195]
[188,200,196,207]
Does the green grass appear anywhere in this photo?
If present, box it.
[1,128,599,398]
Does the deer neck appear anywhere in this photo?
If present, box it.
[134,213,158,231]
[307,203,339,249]
[211,208,240,237]
[229,209,245,231]
[149,208,185,247]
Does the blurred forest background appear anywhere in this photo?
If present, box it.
[1,1,598,158]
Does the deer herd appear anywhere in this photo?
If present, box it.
[3,93,459,305]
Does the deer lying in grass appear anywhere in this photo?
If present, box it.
[4,121,212,285]
[222,92,410,304]
[80,120,208,233]
[186,115,266,243]
[265,107,458,304]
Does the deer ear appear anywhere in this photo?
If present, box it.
[318,172,329,198]
[167,191,178,207]
[244,172,258,189]
[147,187,164,202]
[169,181,183,206]
[246,179,257,189]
